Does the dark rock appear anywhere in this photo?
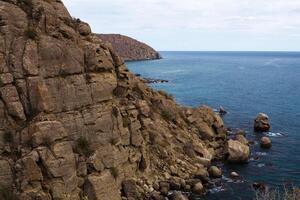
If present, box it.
[219,106,227,115]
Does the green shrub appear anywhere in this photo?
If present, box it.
[3,131,13,143]
[110,167,119,179]
[75,136,93,157]
[161,108,175,122]
[122,116,131,128]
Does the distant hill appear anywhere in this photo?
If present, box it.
[97,34,161,61]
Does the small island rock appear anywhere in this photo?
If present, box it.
[192,182,204,194]
[254,113,270,131]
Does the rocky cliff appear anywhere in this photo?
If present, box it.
[0,0,227,200]
[97,34,161,61]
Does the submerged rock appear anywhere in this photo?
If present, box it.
[260,137,272,149]
[227,139,250,163]
[254,113,270,131]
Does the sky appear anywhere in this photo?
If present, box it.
[63,0,300,51]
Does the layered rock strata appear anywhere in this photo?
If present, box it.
[0,0,227,199]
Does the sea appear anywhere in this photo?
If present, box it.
[126,51,300,199]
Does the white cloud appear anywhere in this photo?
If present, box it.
[63,0,300,50]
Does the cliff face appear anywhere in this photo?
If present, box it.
[0,0,226,200]
[97,34,161,61]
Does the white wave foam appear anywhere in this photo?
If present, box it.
[256,152,267,156]
[266,132,285,137]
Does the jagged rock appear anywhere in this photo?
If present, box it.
[84,171,120,200]
[254,113,270,131]
[219,106,227,114]
[227,139,250,163]
[260,137,272,149]
[169,191,188,200]
[122,179,142,200]
[0,0,228,199]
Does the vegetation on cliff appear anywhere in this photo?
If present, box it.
[97,34,161,61]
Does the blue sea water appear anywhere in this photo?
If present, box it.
[126,51,300,199]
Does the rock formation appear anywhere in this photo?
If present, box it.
[0,0,227,199]
[97,34,161,61]
[254,113,270,132]
[226,139,250,163]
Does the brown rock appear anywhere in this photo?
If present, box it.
[235,134,249,145]
[260,137,272,149]
[192,182,204,194]
[169,191,188,200]
[208,166,222,178]
[254,113,270,131]
[85,171,120,200]
[227,139,250,163]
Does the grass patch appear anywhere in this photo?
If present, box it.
[110,167,119,179]
[161,108,175,122]
[255,186,299,200]
[75,136,93,157]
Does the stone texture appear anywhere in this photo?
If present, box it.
[254,113,270,131]
[0,1,230,199]
[227,139,250,163]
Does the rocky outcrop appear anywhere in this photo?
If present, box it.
[97,34,161,61]
[0,0,227,199]
[254,113,270,131]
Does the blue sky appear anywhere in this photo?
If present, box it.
[63,0,300,51]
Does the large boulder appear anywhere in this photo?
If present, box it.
[254,113,270,131]
[227,139,249,163]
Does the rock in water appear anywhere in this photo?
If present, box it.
[230,171,239,178]
[254,113,270,131]
[235,134,249,145]
[260,137,272,148]
[227,139,250,163]
[219,106,227,114]
[208,166,222,178]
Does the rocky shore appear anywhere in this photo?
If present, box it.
[0,0,275,200]
[97,34,161,61]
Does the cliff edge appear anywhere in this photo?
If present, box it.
[97,34,161,61]
[0,0,227,199]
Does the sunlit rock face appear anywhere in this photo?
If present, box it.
[0,0,226,199]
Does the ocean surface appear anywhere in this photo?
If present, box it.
[126,51,300,199]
